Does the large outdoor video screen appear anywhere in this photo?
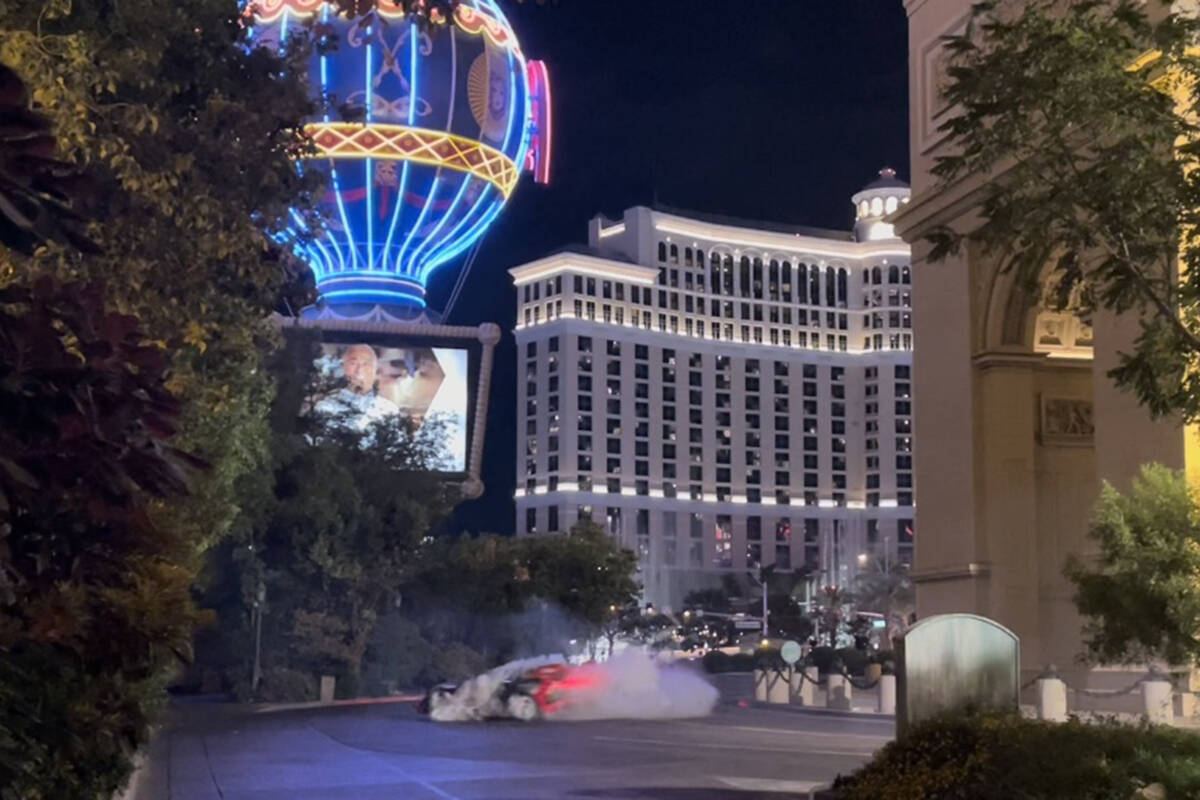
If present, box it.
[313,342,469,471]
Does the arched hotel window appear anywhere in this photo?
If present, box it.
[684,247,693,266]
[669,244,679,263]
[837,269,848,307]
[809,265,820,305]
[658,242,667,262]
[710,257,722,295]
[888,265,900,284]
[825,267,836,307]
[872,266,882,285]
[723,256,734,293]
[739,257,751,297]
[796,264,807,303]
[901,266,911,284]
[781,262,792,300]
[752,258,764,298]
[696,249,705,268]
[862,268,870,285]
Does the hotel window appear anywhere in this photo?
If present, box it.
[606,506,623,536]
[525,508,536,534]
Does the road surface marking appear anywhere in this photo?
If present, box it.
[591,735,876,757]
[718,777,828,793]
[418,781,464,800]
[682,722,890,741]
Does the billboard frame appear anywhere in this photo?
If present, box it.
[275,313,501,498]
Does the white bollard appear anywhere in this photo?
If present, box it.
[826,673,852,710]
[1179,692,1197,719]
[792,666,817,706]
[319,675,336,703]
[767,668,791,704]
[878,674,896,715]
[753,668,767,702]
[1143,680,1174,725]
[1036,677,1067,722]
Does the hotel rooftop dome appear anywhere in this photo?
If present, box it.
[852,167,910,242]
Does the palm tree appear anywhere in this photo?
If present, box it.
[854,564,914,641]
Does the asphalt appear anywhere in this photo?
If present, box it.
[137,688,892,800]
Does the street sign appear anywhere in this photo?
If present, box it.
[734,618,761,630]
[872,619,887,629]
[780,640,802,665]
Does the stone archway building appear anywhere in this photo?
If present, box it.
[894,0,1199,681]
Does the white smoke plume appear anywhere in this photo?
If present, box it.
[427,649,718,722]
[550,649,719,721]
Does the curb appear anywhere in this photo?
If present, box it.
[252,694,423,714]
[750,701,894,721]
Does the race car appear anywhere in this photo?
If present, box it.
[418,658,607,722]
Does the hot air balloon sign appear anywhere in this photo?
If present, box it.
[247,0,551,316]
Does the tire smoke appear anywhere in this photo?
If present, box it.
[549,649,718,721]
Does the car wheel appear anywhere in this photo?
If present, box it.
[506,693,539,722]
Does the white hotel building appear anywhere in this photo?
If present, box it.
[510,170,915,610]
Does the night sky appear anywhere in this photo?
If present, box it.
[429,0,910,535]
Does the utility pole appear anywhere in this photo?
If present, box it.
[251,578,265,695]
[761,566,769,639]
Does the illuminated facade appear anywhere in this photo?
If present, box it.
[511,172,915,610]
[249,0,551,318]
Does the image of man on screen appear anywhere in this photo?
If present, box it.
[315,343,399,429]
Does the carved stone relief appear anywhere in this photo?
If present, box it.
[1040,397,1095,446]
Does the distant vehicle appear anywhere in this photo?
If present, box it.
[418,662,608,722]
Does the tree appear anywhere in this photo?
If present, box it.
[0,64,95,254]
[0,0,322,553]
[0,278,205,799]
[1065,463,1200,666]
[854,563,914,641]
[395,520,639,676]
[525,519,640,630]
[811,585,854,647]
[930,0,1200,420]
[199,331,457,698]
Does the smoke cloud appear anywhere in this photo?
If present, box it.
[551,649,719,721]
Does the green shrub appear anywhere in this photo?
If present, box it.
[254,668,318,703]
[869,649,895,665]
[808,646,837,673]
[833,711,1200,799]
[835,647,869,676]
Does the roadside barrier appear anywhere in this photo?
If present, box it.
[1028,664,1181,724]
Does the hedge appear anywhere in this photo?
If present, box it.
[832,711,1200,799]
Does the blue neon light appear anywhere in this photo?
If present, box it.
[255,0,539,309]
[421,34,521,271]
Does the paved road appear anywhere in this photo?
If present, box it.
[148,698,892,800]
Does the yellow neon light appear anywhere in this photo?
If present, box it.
[304,122,519,197]
[248,1,518,51]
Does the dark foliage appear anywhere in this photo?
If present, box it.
[833,711,1200,799]
[0,64,95,255]
[0,278,203,799]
